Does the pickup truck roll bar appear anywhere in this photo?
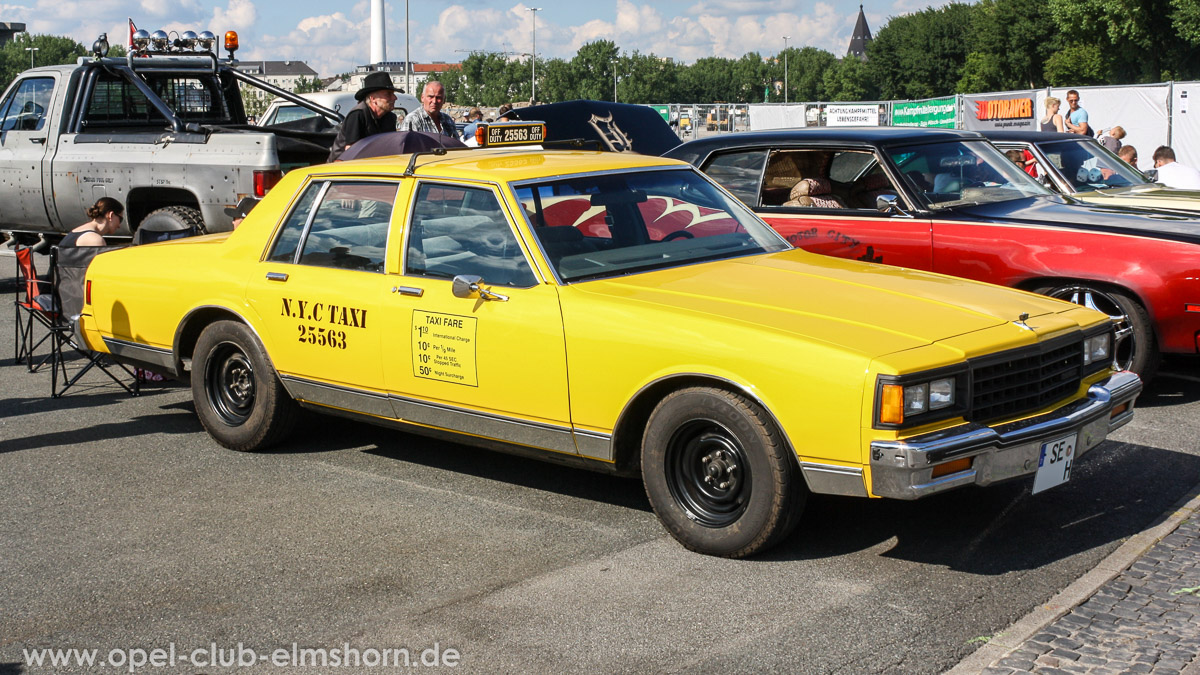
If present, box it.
[225,67,344,124]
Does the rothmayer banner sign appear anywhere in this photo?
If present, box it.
[892,97,956,128]
[826,104,880,126]
[962,91,1038,131]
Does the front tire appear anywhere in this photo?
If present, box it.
[192,320,299,451]
[1034,283,1158,381]
[641,387,806,558]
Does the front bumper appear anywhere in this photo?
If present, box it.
[870,370,1142,500]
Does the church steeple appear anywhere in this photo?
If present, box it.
[847,4,872,61]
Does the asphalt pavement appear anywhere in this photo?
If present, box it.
[3,246,1200,674]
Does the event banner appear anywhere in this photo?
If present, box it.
[962,91,1038,131]
[826,104,881,126]
[892,98,956,128]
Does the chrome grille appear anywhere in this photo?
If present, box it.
[971,339,1082,423]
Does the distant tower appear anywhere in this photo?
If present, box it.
[371,0,386,64]
[847,5,872,61]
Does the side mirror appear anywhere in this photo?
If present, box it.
[452,274,508,302]
[876,194,906,215]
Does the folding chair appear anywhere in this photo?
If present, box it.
[13,245,57,371]
[45,245,140,398]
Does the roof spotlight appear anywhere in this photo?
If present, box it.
[179,30,198,50]
[149,30,169,52]
[196,31,216,52]
[131,29,151,51]
[92,33,109,58]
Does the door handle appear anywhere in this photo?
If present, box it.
[266,272,288,282]
[30,137,45,144]
[392,286,424,297]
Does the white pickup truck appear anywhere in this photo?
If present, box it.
[0,36,341,246]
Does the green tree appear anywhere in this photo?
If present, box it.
[293,75,324,94]
[1,33,86,86]
[773,47,836,102]
[1043,42,1109,85]
[822,56,879,101]
[1047,0,1198,81]
[867,4,976,99]
[570,40,620,101]
[535,57,574,102]
[956,0,1060,92]
[616,52,681,103]
[678,56,736,102]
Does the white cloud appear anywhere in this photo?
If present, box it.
[209,0,257,34]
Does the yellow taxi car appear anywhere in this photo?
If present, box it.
[79,143,1142,557]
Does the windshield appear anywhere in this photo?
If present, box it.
[266,104,319,126]
[1034,139,1151,192]
[885,140,1053,210]
[514,168,790,282]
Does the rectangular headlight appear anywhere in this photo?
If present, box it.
[1083,333,1111,366]
[904,383,928,416]
[929,377,955,410]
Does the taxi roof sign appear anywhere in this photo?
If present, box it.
[476,122,546,148]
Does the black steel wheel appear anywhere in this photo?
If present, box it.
[191,320,299,451]
[1034,283,1158,382]
[663,420,751,527]
[642,387,806,558]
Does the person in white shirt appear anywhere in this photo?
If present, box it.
[1152,146,1200,189]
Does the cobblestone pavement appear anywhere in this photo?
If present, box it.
[953,489,1200,675]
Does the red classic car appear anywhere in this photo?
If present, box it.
[664,128,1200,381]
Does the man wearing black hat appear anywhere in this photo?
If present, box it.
[400,81,457,138]
[326,71,400,162]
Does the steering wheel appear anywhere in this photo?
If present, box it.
[661,230,695,242]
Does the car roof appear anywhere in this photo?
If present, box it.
[663,127,985,162]
[301,148,687,183]
[981,130,1083,142]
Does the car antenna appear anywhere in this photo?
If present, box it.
[404,146,474,176]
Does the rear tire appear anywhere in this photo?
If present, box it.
[641,387,806,558]
[192,320,299,451]
[1034,282,1158,382]
[139,205,207,236]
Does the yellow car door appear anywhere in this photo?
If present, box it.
[245,179,398,412]
[378,180,575,455]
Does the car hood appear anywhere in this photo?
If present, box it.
[950,195,1200,244]
[1076,183,1200,208]
[574,249,1088,358]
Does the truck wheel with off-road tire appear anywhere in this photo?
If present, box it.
[641,387,806,558]
[138,205,207,237]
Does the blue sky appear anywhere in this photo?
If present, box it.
[2,0,946,77]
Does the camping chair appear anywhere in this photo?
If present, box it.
[13,245,57,371]
[44,245,139,398]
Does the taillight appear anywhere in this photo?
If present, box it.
[253,169,283,197]
[85,279,91,305]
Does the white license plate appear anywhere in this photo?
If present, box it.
[1032,432,1076,494]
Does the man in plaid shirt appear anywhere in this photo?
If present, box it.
[400,81,457,138]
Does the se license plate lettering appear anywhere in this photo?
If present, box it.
[1032,432,1076,494]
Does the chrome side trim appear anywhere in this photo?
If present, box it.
[280,375,393,419]
[870,370,1142,500]
[572,429,614,462]
[102,337,175,371]
[800,462,869,498]
[388,394,578,455]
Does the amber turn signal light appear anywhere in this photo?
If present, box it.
[930,457,972,479]
[880,384,904,424]
[224,31,239,52]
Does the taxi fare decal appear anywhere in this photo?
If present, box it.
[281,297,368,349]
[412,310,478,387]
